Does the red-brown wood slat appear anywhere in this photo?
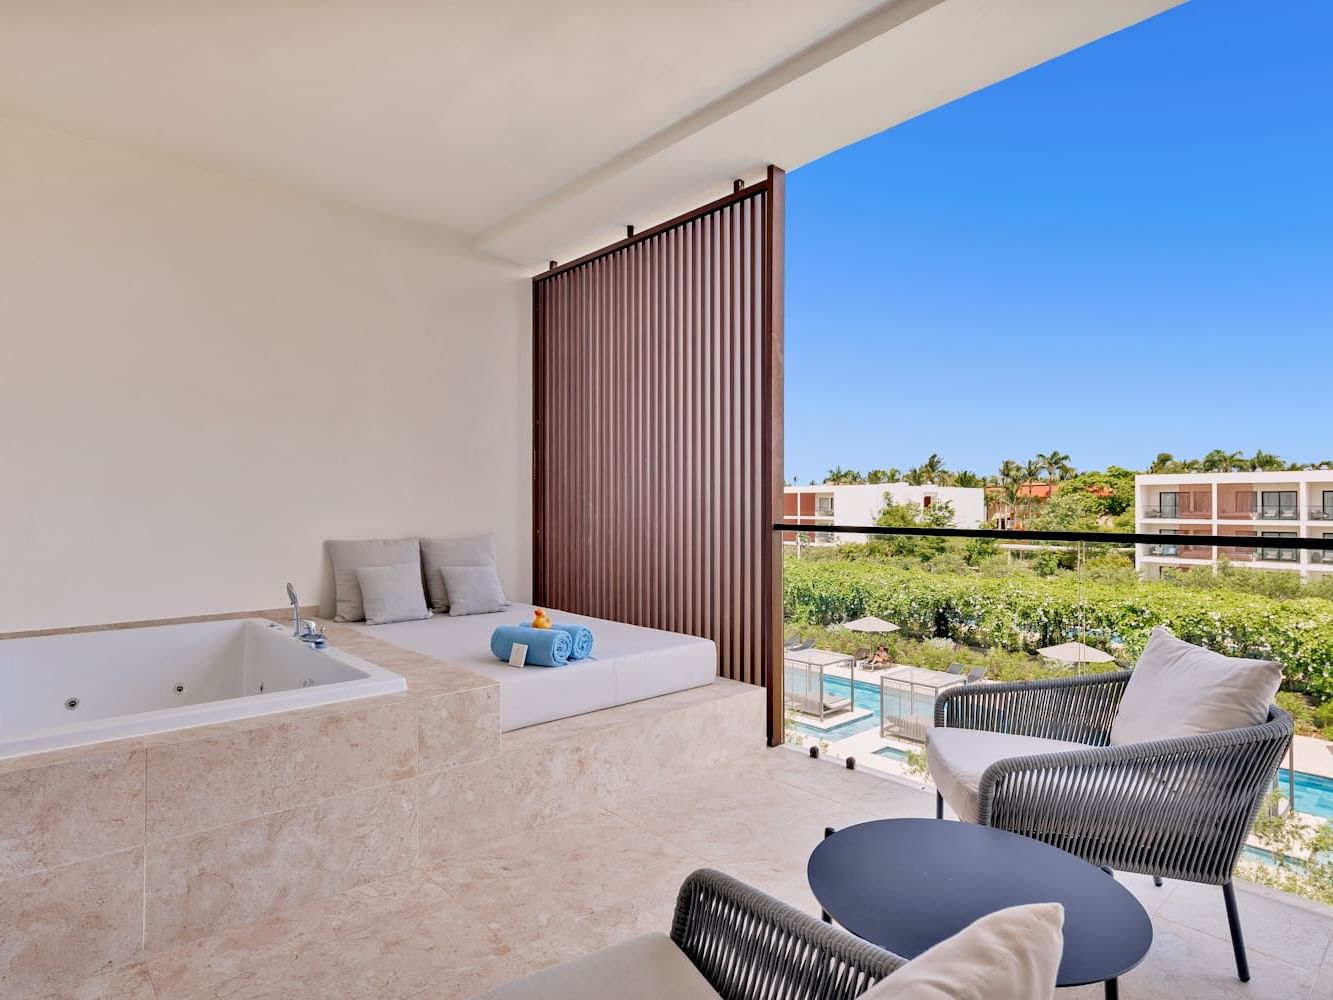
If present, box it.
[532,169,786,743]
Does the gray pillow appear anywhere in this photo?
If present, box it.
[440,564,508,617]
[327,537,420,622]
[422,533,497,612]
[1110,627,1282,746]
[356,563,431,625]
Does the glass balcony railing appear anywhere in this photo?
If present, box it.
[1257,507,1300,521]
[778,524,1333,912]
[1145,542,1210,559]
[1256,547,1301,563]
[1143,506,1210,519]
[1309,508,1333,521]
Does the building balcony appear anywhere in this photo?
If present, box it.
[1309,507,1333,521]
[1145,543,1211,560]
[1256,508,1300,521]
[1310,550,1333,565]
[1142,506,1211,519]
[1255,547,1301,563]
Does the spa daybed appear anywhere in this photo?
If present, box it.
[351,603,717,731]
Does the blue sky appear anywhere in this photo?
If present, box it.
[784,0,1332,485]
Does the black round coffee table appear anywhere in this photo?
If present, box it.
[808,819,1152,999]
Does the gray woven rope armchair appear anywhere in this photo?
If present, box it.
[672,868,903,999]
[474,868,903,1000]
[932,670,1293,983]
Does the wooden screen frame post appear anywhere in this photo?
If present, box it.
[531,166,787,745]
[762,165,786,746]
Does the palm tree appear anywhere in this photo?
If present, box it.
[903,465,929,485]
[1249,449,1285,471]
[1148,452,1177,474]
[953,470,985,489]
[997,459,1023,483]
[824,466,865,485]
[1201,449,1245,473]
[1037,450,1073,482]
[920,453,947,485]
[866,468,889,484]
[999,471,1027,528]
[1023,458,1044,484]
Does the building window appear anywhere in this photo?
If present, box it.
[815,497,833,516]
[1259,490,1298,520]
[1259,530,1299,562]
[1153,529,1178,557]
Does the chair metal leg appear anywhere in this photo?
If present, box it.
[1104,977,1118,1000]
[821,826,835,924]
[1222,880,1250,982]
[1153,876,1163,887]
[935,792,943,819]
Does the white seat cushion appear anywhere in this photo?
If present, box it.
[927,728,1085,823]
[1110,627,1281,746]
[469,933,720,1000]
[860,903,1064,1000]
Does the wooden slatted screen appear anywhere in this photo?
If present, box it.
[533,167,785,743]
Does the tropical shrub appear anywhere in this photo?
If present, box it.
[784,559,1333,702]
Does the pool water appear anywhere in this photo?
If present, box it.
[873,746,909,763]
[792,676,935,741]
[1275,768,1333,821]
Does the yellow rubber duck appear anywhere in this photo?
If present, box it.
[531,608,553,629]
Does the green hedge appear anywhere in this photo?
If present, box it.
[784,559,1333,702]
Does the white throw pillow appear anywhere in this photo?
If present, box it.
[326,537,421,622]
[421,533,497,612]
[357,563,431,625]
[860,902,1064,1000]
[440,564,508,616]
[1110,627,1282,746]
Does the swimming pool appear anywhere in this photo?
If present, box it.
[792,676,935,741]
[1275,768,1333,820]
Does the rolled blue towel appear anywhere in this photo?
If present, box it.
[490,625,572,667]
[549,623,594,660]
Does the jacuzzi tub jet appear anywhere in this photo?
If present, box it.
[65,697,79,710]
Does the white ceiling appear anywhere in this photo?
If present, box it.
[0,0,1182,268]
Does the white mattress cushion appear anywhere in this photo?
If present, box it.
[470,933,720,1000]
[352,604,716,730]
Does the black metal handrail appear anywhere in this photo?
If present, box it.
[772,523,1333,551]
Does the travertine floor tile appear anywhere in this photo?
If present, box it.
[49,748,1333,1000]
[207,898,512,1000]
[1060,916,1318,1000]
[38,962,156,1000]
[147,871,449,999]
[424,809,703,938]
[1156,877,1333,971]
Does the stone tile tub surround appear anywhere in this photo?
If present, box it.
[0,611,764,998]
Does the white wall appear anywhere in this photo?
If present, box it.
[0,116,531,631]
[806,484,987,529]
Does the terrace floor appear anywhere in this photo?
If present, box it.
[53,748,1333,1000]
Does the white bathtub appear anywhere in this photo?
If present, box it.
[0,618,406,759]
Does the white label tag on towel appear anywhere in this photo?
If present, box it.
[509,642,528,668]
